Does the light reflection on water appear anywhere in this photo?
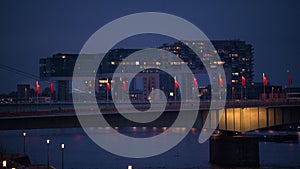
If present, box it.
[259,131,300,168]
[0,129,299,169]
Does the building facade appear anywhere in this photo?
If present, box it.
[160,40,254,99]
[40,40,255,102]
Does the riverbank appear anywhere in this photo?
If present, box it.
[0,153,55,169]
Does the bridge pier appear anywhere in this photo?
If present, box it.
[210,133,259,167]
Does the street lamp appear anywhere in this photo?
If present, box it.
[2,160,7,168]
[46,139,50,169]
[61,143,65,169]
[23,132,27,155]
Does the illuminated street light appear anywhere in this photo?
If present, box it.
[61,143,65,169]
[128,165,133,169]
[23,132,26,155]
[46,139,50,169]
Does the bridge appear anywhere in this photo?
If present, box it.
[0,100,300,132]
[0,100,300,167]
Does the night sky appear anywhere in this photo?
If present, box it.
[1,0,300,93]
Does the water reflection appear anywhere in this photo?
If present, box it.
[0,129,299,168]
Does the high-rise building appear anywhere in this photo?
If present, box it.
[161,40,254,99]
[39,40,254,101]
[40,53,77,102]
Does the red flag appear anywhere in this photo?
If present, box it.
[242,76,246,87]
[174,80,179,90]
[263,74,268,86]
[193,77,198,87]
[122,81,127,91]
[219,78,223,88]
[288,73,293,85]
[50,83,55,94]
[36,81,40,95]
[106,82,111,91]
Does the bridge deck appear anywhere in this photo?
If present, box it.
[0,100,299,132]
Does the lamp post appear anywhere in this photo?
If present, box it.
[46,139,50,169]
[61,143,65,169]
[23,132,26,155]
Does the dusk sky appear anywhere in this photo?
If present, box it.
[1,0,300,93]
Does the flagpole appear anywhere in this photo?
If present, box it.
[219,74,221,100]
[245,86,247,100]
[36,81,39,111]
[37,92,38,111]
[50,83,52,111]
[241,85,242,100]
[107,78,108,103]
[49,82,51,111]
[287,70,292,87]
[174,76,177,103]
[287,70,289,88]
[263,73,265,100]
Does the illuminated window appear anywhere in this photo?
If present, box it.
[213,61,225,65]
[171,61,185,65]
[230,54,238,57]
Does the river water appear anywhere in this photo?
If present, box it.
[0,127,299,169]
